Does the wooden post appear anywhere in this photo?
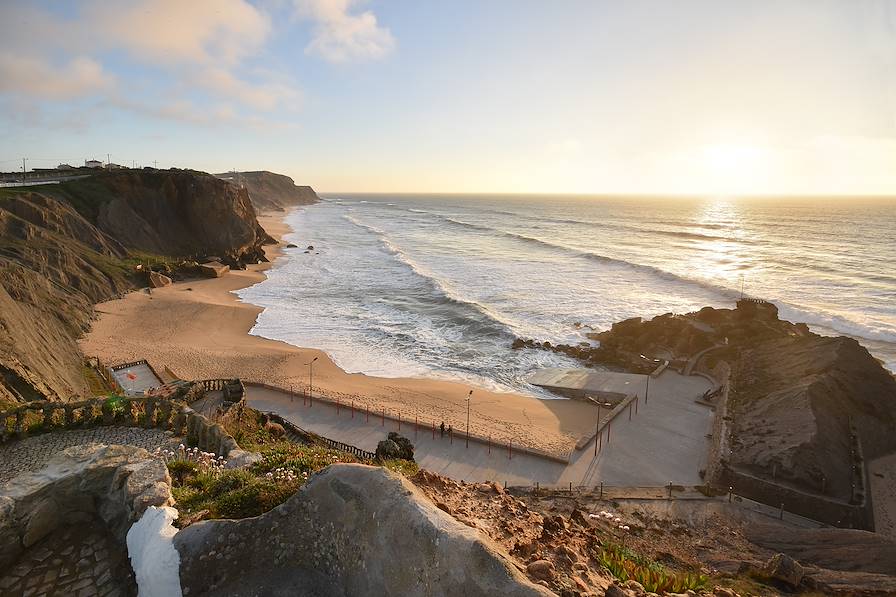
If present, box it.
[488,434,491,454]
[607,419,611,443]
[351,400,354,418]
[366,404,369,422]
[629,402,632,421]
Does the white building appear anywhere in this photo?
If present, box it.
[85,160,103,168]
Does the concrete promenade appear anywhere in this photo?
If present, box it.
[246,370,713,488]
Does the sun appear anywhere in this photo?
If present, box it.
[697,143,771,194]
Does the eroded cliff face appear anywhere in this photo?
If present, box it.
[0,170,276,404]
[62,170,274,266]
[214,170,319,212]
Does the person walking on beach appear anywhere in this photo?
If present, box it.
[440,421,445,437]
[448,425,453,440]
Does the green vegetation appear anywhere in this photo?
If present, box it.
[168,442,360,522]
[598,543,708,593]
[382,458,420,476]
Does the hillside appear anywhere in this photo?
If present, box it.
[0,170,274,404]
[214,170,319,211]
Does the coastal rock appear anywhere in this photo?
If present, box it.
[174,464,552,596]
[285,243,297,248]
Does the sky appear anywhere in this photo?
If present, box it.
[1,0,895,195]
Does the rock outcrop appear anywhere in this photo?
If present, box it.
[174,464,552,596]
[525,300,896,520]
[0,443,173,571]
[214,170,319,212]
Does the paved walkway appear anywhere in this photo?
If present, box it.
[0,524,136,596]
[0,427,182,484]
[247,370,713,488]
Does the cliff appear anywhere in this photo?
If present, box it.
[0,170,274,404]
[214,170,319,211]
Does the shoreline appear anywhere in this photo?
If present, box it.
[79,208,597,456]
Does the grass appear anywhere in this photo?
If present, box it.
[598,543,708,593]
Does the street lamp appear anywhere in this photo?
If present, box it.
[586,396,612,456]
[465,390,473,448]
[306,356,318,398]
[640,354,660,404]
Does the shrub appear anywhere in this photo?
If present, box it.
[598,544,707,593]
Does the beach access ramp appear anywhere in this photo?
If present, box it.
[528,368,647,402]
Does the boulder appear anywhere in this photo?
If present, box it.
[174,464,552,596]
[148,270,172,288]
[286,243,298,248]
[387,431,415,461]
[763,553,805,588]
[526,559,555,581]
[375,439,402,461]
[307,245,314,250]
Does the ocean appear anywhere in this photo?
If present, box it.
[237,194,896,395]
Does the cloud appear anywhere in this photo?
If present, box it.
[83,0,272,67]
[294,0,395,62]
[0,55,113,99]
[0,0,303,128]
[197,68,302,111]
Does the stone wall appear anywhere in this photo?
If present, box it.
[0,444,173,571]
[174,464,553,597]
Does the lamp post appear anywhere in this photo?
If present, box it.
[640,354,660,404]
[465,390,473,448]
[306,356,318,400]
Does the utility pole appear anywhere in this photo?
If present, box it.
[107,153,111,168]
[21,158,26,183]
[153,160,158,169]
[465,390,473,448]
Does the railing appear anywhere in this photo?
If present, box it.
[245,381,572,464]
[266,412,376,460]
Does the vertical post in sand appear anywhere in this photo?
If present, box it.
[629,402,632,421]
[351,401,354,418]
[607,420,611,443]
[599,429,603,452]
[488,435,491,454]
[508,438,512,460]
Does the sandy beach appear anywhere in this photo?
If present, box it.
[79,211,597,456]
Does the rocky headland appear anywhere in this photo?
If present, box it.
[214,170,320,211]
[514,299,896,528]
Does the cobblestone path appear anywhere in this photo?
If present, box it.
[0,524,136,597]
[0,426,182,484]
